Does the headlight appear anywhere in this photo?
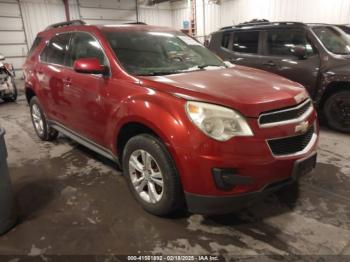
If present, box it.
[185,101,253,141]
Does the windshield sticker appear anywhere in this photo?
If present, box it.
[178,36,203,46]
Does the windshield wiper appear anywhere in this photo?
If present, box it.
[197,64,226,69]
[138,70,183,76]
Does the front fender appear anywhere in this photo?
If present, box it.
[105,88,197,183]
[107,87,194,154]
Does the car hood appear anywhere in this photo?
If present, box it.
[139,65,308,117]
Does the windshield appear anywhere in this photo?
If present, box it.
[312,26,350,55]
[103,30,226,76]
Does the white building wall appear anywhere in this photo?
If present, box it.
[220,0,350,27]
[172,0,350,41]
[77,0,137,25]
[20,0,174,47]
[171,0,190,30]
[20,0,70,46]
[138,2,172,27]
[0,0,27,76]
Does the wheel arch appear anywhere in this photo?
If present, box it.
[25,86,36,104]
[116,121,161,160]
[319,81,350,108]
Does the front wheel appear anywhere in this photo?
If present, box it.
[30,97,58,141]
[324,90,350,133]
[122,134,184,216]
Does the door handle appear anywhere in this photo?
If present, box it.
[263,61,276,67]
[63,78,72,87]
[230,57,242,63]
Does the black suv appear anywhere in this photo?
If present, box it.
[208,21,350,132]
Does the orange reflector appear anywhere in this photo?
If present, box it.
[188,104,199,113]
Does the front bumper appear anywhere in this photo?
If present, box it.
[171,109,318,206]
[185,177,294,215]
[185,152,316,214]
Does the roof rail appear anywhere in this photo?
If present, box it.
[124,22,147,25]
[46,20,86,30]
[220,21,306,30]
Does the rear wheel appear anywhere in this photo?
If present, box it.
[324,90,350,132]
[30,97,58,141]
[122,134,184,216]
[2,77,17,102]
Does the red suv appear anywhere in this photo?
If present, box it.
[23,21,318,215]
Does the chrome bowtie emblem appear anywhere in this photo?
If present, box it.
[295,121,309,134]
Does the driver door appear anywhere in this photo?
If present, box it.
[63,32,111,146]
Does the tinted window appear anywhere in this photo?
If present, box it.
[338,25,350,35]
[40,33,71,65]
[267,30,314,56]
[221,33,230,48]
[28,36,42,56]
[67,32,108,67]
[104,31,225,76]
[313,26,350,55]
[232,31,259,54]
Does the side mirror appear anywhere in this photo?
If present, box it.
[0,54,5,61]
[291,45,307,59]
[73,58,108,75]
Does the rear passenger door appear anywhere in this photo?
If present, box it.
[259,29,321,95]
[220,30,268,70]
[37,33,72,123]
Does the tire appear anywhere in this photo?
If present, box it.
[274,181,300,209]
[29,97,58,141]
[122,134,184,216]
[324,90,350,133]
[2,77,17,102]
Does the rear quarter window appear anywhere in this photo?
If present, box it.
[27,36,42,57]
[221,33,230,48]
[40,33,71,66]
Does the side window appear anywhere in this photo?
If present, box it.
[267,30,314,56]
[40,33,71,65]
[232,31,259,54]
[28,36,42,57]
[221,33,230,48]
[67,32,108,67]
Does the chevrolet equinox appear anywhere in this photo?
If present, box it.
[23,21,319,215]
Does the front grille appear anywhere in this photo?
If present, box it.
[267,125,315,156]
[259,99,312,126]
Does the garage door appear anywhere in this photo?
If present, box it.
[0,0,28,77]
[77,0,138,25]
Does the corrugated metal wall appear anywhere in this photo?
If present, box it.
[220,0,350,26]
[20,0,175,47]
[170,0,190,30]
[0,0,28,76]
[21,0,71,47]
[175,0,350,42]
[138,2,172,27]
[77,0,137,25]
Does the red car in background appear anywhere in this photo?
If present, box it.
[23,21,318,215]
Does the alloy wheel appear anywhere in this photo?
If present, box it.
[31,104,44,136]
[129,149,164,204]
